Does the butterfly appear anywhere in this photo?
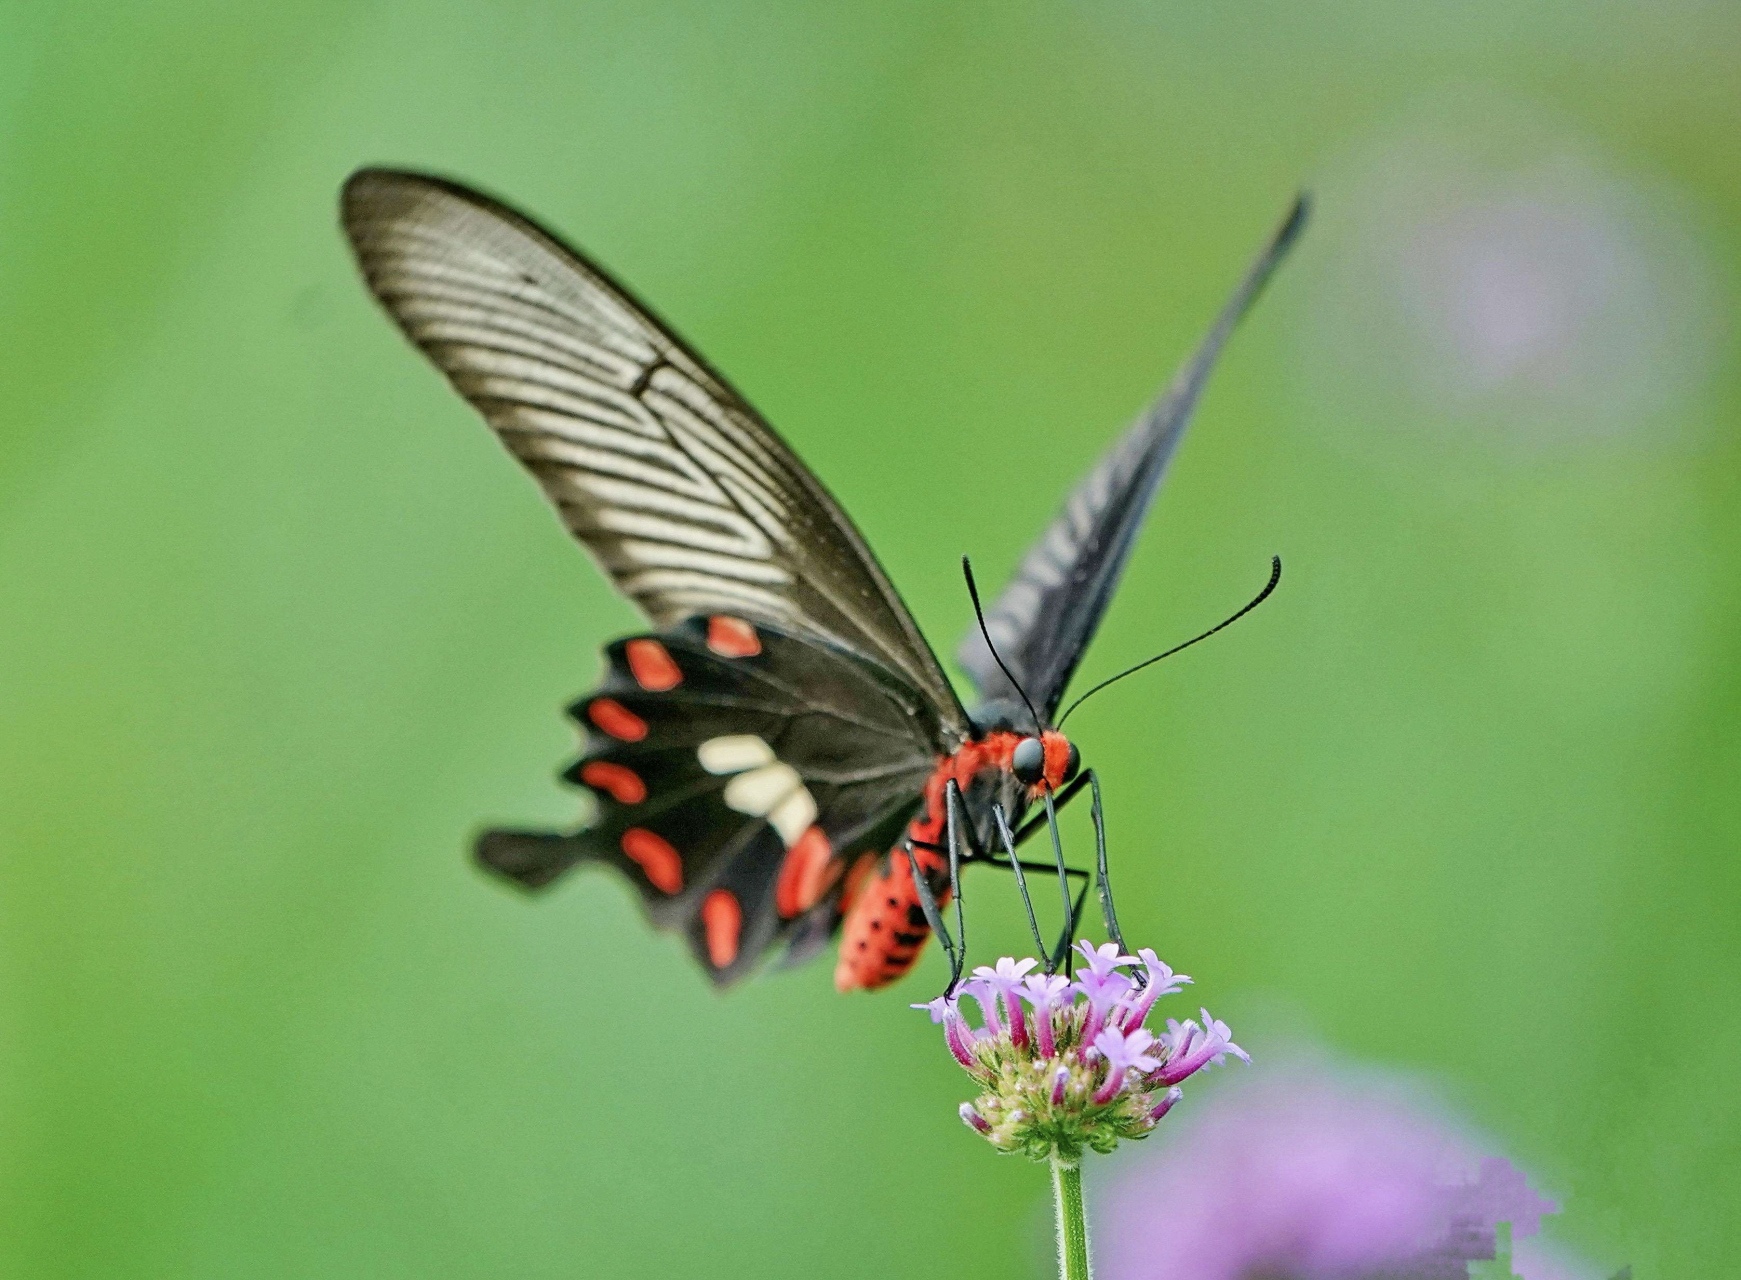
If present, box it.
[341,169,1304,990]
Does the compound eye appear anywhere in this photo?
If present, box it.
[1062,742,1081,784]
[1011,736,1047,786]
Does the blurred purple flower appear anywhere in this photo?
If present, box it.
[1095,1062,1576,1280]
[1296,98,1725,451]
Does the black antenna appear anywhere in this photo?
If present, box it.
[963,555,1044,734]
[1056,555,1282,728]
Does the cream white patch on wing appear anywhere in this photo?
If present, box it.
[698,734,776,775]
[767,789,819,847]
[723,762,803,820]
[699,734,819,849]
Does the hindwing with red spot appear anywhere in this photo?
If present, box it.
[477,618,937,984]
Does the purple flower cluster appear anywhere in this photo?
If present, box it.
[915,942,1246,1162]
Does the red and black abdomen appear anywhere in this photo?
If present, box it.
[833,733,1023,991]
[830,843,949,992]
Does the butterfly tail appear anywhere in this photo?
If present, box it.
[475,827,597,890]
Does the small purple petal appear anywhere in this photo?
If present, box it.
[1019,972,1073,1007]
[1097,1027,1162,1074]
[998,956,1040,983]
[1092,1027,1163,1104]
[1149,1086,1183,1121]
[1076,970,1135,1046]
[1051,1065,1071,1107]
[959,1102,991,1135]
[959,979,1003,1036]
[1198,1009,1249,1065]
[1034,1008,1056,1057]
[968,958,1040,1047]
[1161,1017,1199,1058]
[1075,940,1139,977]
[971,956,1039,988]
[1121,948,1193,1030]
[913,994,979,1068]
[1021,972,1070,1057]
[910,996,953,1024]
[944,1016,979,1069]
[1136,949,1191,996]
[1155,1009,1246,1086]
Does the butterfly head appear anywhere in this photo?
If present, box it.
[1010,729,1080,796]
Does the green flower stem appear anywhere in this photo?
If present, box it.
[1050,1156,1092,1280]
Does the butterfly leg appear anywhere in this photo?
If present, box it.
[942,779,975,988]
[1007,771,1091,848]
[982,772,1120,976]
[1031,774,1130,975]
[907,842,959,996]
[1037,787,1084,976]
[974,806,1094,974]
[991,804,1050,965]
[1049,872,1094,977]
[1085,769,1133,960]
[908,779,977,996]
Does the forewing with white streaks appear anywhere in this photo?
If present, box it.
[342,168,968,746]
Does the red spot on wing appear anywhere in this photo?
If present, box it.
[621,828,682,894]
[701,889,742,968]
[580,761,646,805]
[625,639,682,691]
[588,698,648,742]
[775,826,837,918]
[706,615,761,658]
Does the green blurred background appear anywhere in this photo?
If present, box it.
[2,3,1735,1277]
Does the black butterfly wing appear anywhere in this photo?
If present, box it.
[477,618,937,985]
[959,197,1308,719]
[342,168,969,746]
